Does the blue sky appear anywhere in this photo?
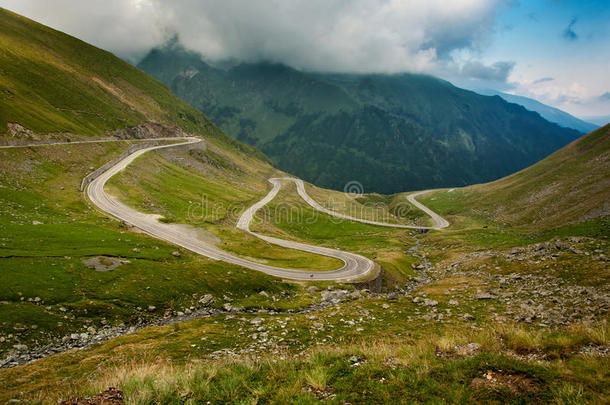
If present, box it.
[461,0,610,118]
[2,0,609,119]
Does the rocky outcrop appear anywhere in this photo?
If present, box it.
[109,121,188,139]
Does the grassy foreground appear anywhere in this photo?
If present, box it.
[2,133,607,404]
[1,309,607,403]
[83,323,609,404]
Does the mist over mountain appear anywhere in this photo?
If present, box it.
[582,115,610,127]
[476,89,598,133]
[139,44,581,194]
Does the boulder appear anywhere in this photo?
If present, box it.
[250,317,264,325]
[198,295,214,306]
[423,299,438,307]
[476,292,496,300]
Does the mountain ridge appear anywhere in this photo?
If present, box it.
[138,44,581,194]
[476,89,598,133]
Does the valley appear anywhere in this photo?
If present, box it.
[0,6,608,404]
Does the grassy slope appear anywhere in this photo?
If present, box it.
[415,126,609,296]
[104,149,425,282]
[0,141,320,354]
[0,109,427,357]
[0,8,152,136]
[105,147,345,271]
[0,7,229,146]
[421,124,610,231]
[250,181,421,280]
[304,182,431,226]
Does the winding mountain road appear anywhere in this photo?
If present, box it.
[85,137,449,281]
[263,177,449,230]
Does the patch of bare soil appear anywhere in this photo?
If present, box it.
[471,371,539,394]
[108,121,188,139]
[83,256,130,272]
[60,387,124,405]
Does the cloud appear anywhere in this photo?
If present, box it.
[2,0,510,74]
[152,0,509,74]
[533,77,554,84]
[460,60,515,82]
[1,0,168,62]
[562,17,579,41]
[509,77,610,118]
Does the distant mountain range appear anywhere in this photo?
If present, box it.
[475,89,598,133]
[581,115,610,127]
[139,43,581,194]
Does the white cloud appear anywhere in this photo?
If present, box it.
[2,0,167,62]
[154,0,508,74]
[507,65,610,118]
[2,0,508,75]
[6,0,605,117]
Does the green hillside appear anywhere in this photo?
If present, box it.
[0,6,306,359]
[138,42,581,194]
[0,8,221,141]
[421,124,610,231]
